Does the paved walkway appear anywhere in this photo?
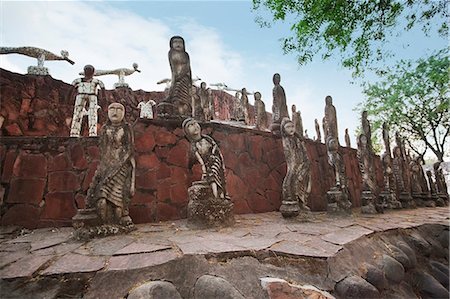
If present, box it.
[0,207,448,279]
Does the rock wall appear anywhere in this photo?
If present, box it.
[0,69,383,228]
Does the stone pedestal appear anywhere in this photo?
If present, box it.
[279,200,300,218]
[187,181,234,228]
[27,66,49,75]
[72,208,100,229]
[379,191,402,209]
[114,82,129,89]
[361,190,378,214]
[398,192,415,209]
[327,187,351,215]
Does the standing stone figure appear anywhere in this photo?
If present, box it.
[233,91,245,122]
[241,88,251,125]
[279,118,311,218]
[361,111,373,151]
[344,128,351,148]
[72,103,135,237]
[182,118,234,227]
[159,36,192,117]
[137,98,156,119]
[291,105,303,137]
[394,134,414,208]
[426,170,443,206]
[434,162,449,203]
[80,63,140,89]
[270,73,289,135]
[324,96,339,143]
[357,134,378,213]
[254,92,268,130]
[68,65,106,137]
[322,116,328,142]
[199,82,212,121]
[0,46,74,75]
[314,119,321,142]
[409,157,427,206]
[191,85,204,121]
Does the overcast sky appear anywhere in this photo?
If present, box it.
[0,1,446,147]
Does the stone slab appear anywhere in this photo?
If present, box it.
[269,239,342,258]
[74,235,135,256]
[41,253,106,275]
[177,240,247,255]
[113,243,172,255]
[0,254,53,279]
[0,242,30,252]
[0,250,28,268]
[321,225,373,245]
[107,250,179,271]
[33,242,82,256]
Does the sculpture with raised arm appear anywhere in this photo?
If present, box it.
[79,63,140,89]
[1,46,74,75]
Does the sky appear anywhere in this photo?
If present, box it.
[0,0,447,147]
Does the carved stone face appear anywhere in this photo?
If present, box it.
[200,82,206,90]
[108,103,125,125]
[291,104,296,112]
[283,121,295,136]
[84,65,94,78]
[327,137,338,151]
[325,96,332,105]
[185,119,201,141]
[171,37,184,51]
[273,73,280,85]
[254,92,261,100]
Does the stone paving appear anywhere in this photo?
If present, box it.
[0,207,448,280]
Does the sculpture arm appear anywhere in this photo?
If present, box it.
[194,151,207,179]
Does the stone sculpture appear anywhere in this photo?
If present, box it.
[199,82,213,121]
[182,118,234,227]
[409,157,428,206]
[0,46,74,75]
[192,85,204,121]
[344,128,351,148]
[326,135,351,214]
[426,170,443,206]
[72,103,135,238]
[233,91,245,122]
[291,105,303,137]
[68,65,106,137]
[158,36,192,118]
[270,73,289,135]
[393,134,414,208]
[137,99,156,119]
[357,134,378,214]
[322,116,328,142]
[361,111,372,151]
[279,118,311,218]
[314,119,321,142]
[254,92,268,130]
[324,96,339,143]
[433,162,449,203]
[241,88,251,125]
[79,63,140,89]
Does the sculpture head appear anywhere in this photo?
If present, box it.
[325,96,333,105]
[273,73,281,85]
[291,104,296,112]
[235,91,241,98]
[326,136,338,151]
[170,36,185,51]
[362,110,368,119]
[241,87,247,94]
[132,62,140,72]
[83,65,95,79]
[281,117,295,137]
[200,82,207,90]
[108,102,125,125]
[60,50,69,58]
[254,92,261,101]
[358,134,368,148]
[182,117,201,142]
[433,161,441,172]
[393,146,401,158]
[345,128,349,134]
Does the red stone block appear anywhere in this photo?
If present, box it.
[136,153,160,170]
[226,171,249,201]
[82,161,99,191]
[227,134,246,153]
[132,190,155,204]
[48,171,79,192]
[156,180,171,202]
[48,152,71,172]
[167,140,189,168]
[247,192,274,213]
[75,193,86,209]
[264,149,285,168]
[232,198,252,214]
[135,133,156,152]
[32,118,46,132]
[222,150,239,173]
[211,131,226,143]
[243,168,262,189]
[41,192,76,220]
[1,150,17,183]
[6,178,46,205]
[87,146,100,161]
[136,170,157,190]
[170,183,188,204]
[237,152,252,175]
[155,202,180,221]
[156,163,171,180]
[70,144,88,170]
[170,166,189,184]
[5,123,23,136]
[129,204,153,224]
[1,204,40,229]
[19,98,32,117]
[248,135,264,161]
[155,130,177,146]
[12,152,47,179]
[173,127,184,137]
[155,146,170,159]
[264,173,281,192]
[266,190,282,209]
[192,164,202,181]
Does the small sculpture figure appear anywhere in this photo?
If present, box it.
[233,91,245,122]
[291,105,303,137]
[199,82,213,121]
[72,103,135,238]
[322,116,328,141]
[254,92,268,130]
[382,122,391,155]
[182,118,234,227]
[304,130,309,139]
[361,111,372,151]
[279,118,311,218]
[158,36,192,118]
[0,46,74,75]
[314,119,321,142]
[241,88,251,125]
[357,133,378,213]
[344,128,351,148]
[394,134,414,208]
[137,98,156,119]
[409,157,427,206]
[270,73,289,135]
[192,85,204,121]
[68,65,106,137]
[324,96,339,143]
[80,63,140,89]
[434,162,449,203]
[426,170,444,206]
[210,82,228,90]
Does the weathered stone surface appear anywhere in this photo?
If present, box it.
[48,153,71,172]
[42,253,106,275]
[0,254,53,278]
[1,150,17,183]
[396,241,417,267]
[13,152,47,178]
[430,261,449,289]
[335,275,380,299]
[361,263,387,291]
[193,275,245,299]
[107,250,179,271]
[386,244,412,269]
[321,225,373,245]
[411,270,449,299]
[166,141,189,168]
[1,204,40,228]
[155,130,177,146]
[70,144,88,170]
[136,153,160,170]
[128,281,182,299]
[270,239,342,258]
[41,192,76,220]
[135,133,156,152]
[113,243,172,255]
[382,254,405,283]
[6,178,46,204]
[48,171,79,192]
[405,232,432,256]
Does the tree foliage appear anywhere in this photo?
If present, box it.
[252,0,448,76]
[357,49,449,161]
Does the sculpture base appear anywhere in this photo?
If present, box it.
[361,190,378,214]
[379,191,402,209]
[27,66,49,76]
[72,208,135,240]
[399,192,415,209]
[113,83,130,89]
[327,187,352,215]
[437,193,449,205]
[433,194,446,207]
[187,181,234,228]
[412,192,426,207]
[279,200,300,218]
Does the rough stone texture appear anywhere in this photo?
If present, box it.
[193,275,245,299]
[261,277,335,299]
[361,263,387,291]
[382,254,405,283]
[128,281,182,299]
[335,275,380,299]
[411,270,449,299]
